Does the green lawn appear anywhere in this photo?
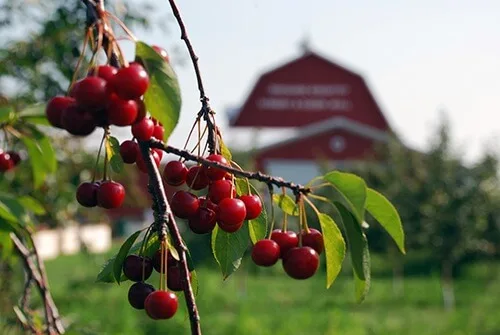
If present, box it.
[34,249,500,335]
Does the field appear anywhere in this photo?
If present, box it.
[28,245,500,335]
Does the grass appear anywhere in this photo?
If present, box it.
[13,248,500,335]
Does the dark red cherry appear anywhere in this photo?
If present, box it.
[122,254,153,282]
[96,181,125,209]
[188,207,216,234]
[239,195,263,220]
[120,140,139,164]
[88,65,118,82]
[46,96,75,128]
[7,151,21,166]
[199,197,218,213]
[144,290,178,320]
[135,99,146,123]
[163,161,188,186]
[70,76,110,110]
[111,63,149,100]
[217,220,244,233]
[167,266,192,292]
[300,228,325,255]
[0,152,14,172]
[76,182,99,207]
[128,282,155,310]
[152,45,170,62]
[152,125,164,141]
[171,191,199,219]
[131,118,154,141]
[217,198,246,226]
[251,239,281,267]
[205,154,229,180]
[107,94,138,126]
[208,179,235,204]
[282,247,320,280]
[270,230,299,258]
[186,165,209,190]
[136,150,160,173]
[61,103,96,136]
[152,249,179,273]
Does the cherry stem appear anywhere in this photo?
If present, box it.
[139,225,153,281]
[267,183,275,239]
[92,130,107,182]
[68,27,91,94]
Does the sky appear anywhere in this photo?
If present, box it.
[114,1,500,162]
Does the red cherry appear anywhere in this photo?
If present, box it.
[136,150,160,173]
[7,151,21,166]
[251,239,281,267]
[152,249,179,273]
[128,282,155,310]
[300,228,325,255]
[76,182,99,207]
[205,154,229,180]
[167,266,192,292]
[152,45,170,62]
[153,148,164,161]
[70,76,110,110]
[88,65,118,82]
[163,161,188,186]
[188,207,216,234]
[61,103,96,136]
[208,179,235,204]
[282,247,320,280]
[0,152,14,172]
[217,198,246,226]
[135,99,146,123]
[120,140,139,164]
[171,191,199,219]
[107,94,138,126]
[131,118,154,141]
[123,254,153,282]
[96,181,125,209]
[217,220,244,233]
[199,197,218,212]
[144,290,178,320]
[270,230,299,258]
[45,96,75,128]
[186,165,209,190]
[111,64,149,100]
[239,195,263,220]
[152,125,164,141]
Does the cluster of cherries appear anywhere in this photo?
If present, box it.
[45,46,170,210]
[123,248,186,320]
[0,150,21,172]
[251,228,324,280]
[162,154,263,234]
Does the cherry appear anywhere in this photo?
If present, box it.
[152,45,170,62]
[0,152,14,172]
[204,154,229,180]
[208,179,235,204]
[96,181,125,209]
[199,197,218,213]
[270,230,299,258]
[61,103,96,136]
[152,249,178,273]
[135,99,146,123]
[152,125,164,141]
[282,247,320,280]
[167,266,192,292]
[88,65,118,82]
[122,254,153,282]
[186,165,210,190]
[128,282,155,310]
[111,64,149,100]
[76,182,99,207]
[239,195,263,220]
[45,96,75,128]
[136,150,161,173]
[7,151,21,166]
[171,191,199,219]
[107,94,138,126]
[120,140,139,164]
[90,108,109,127]
[131,118,154,141]
[217,220,243,233]
[188,207,216,234]
[300,228,324,255]
[144,290,178,320]
[153,148,164,161]
[70,76,110,110]
[163,161,188,186]
[251,239,281,267]
[217,198,247,226]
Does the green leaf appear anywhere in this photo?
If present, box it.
[338,205,370,303]
[219,136,232,162]
[316,212,346,288]
[0,200,18,222]
[0,231,13,260]
[18,103,49,125]
[190,269,199,297]
[22,115,51,126]
[136,41,182,143]
[113,230,142,284]
[365,188,405,254]
[324,171,367,223]
[106,136,123,174]
[234,178,268,243]
[0,105,15,123]
[20,126,57,188]
[28,125,57,173]
[0,218,19,234]
[211,224,250,279]
[18,196,46,215]
[97,233,159,283]
[272,194,299,216]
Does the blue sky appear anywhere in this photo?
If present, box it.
[117,0,500,162]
